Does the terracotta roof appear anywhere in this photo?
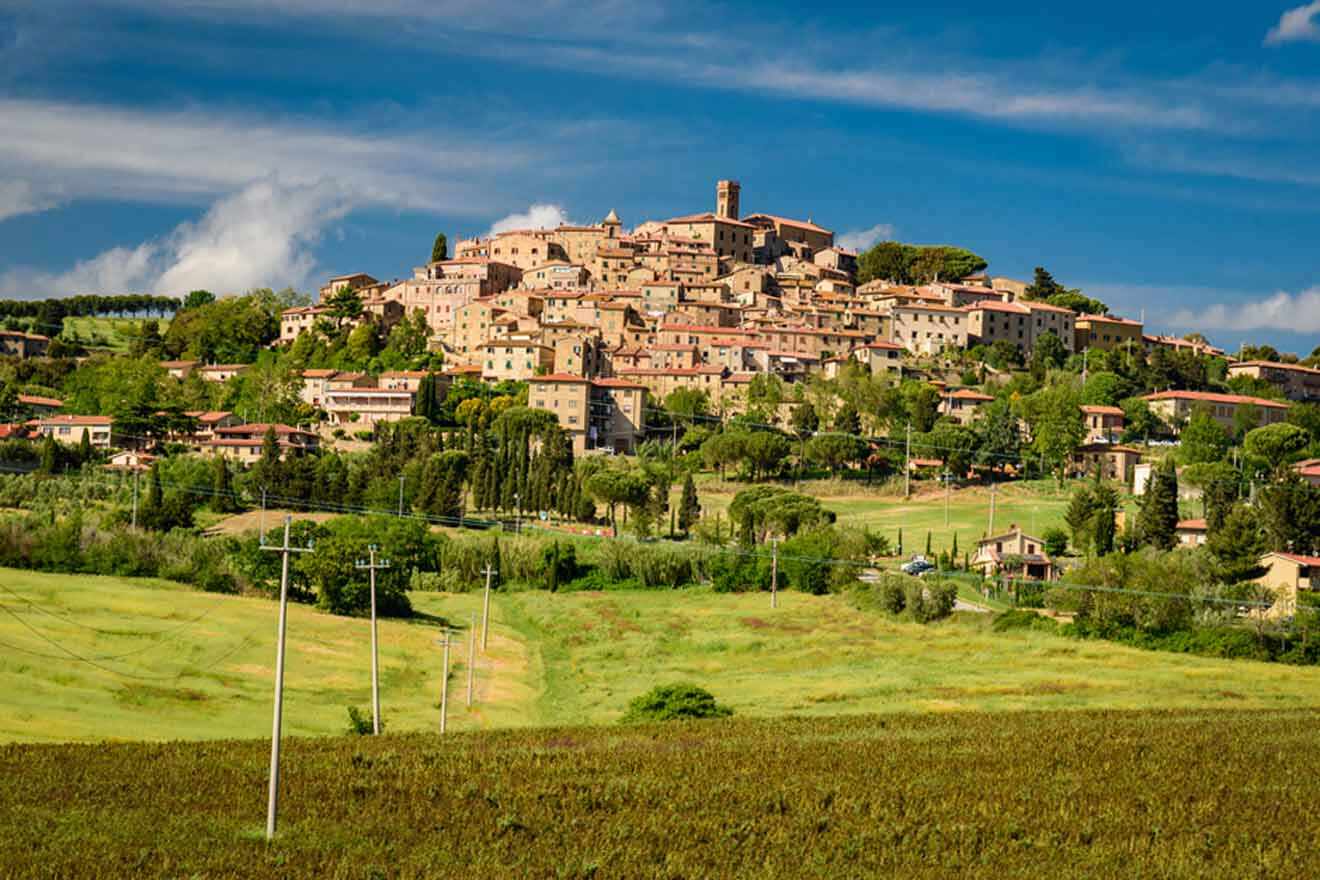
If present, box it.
[966,299,1029,314]
[1228,360,1320,376]
[36,414,112,426]
[1272,553,1320,567]
[946,389,994,401]
[742,213,833,235]
[1022,300,1077,315]
[18,394,63,408]
[1141,390,1289,409]
[1177,519,1208,531]
[216,423,316,437]
[1078,313,1142,326]
[159,360,198,368]
[591,378,647,390]
[860,341,905,351]
[1080,405,1125,415]
[200,363,249,371]
[666,212,757,229]
[301,369,338,378]
[531,373,590,384]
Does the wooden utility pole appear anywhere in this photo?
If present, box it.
[987,483,997,537]
[466,612,476,707]
[131,470,140,530]
[355,545,391,736]
[439,630,452,734]
[397,475,405,517]
[904,423,912,499]
[944,471,952,527]
[261,516,312,840]
[480,564,496,651]
[770,538,779,609]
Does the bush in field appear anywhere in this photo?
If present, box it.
[345,706,382,736]
[879,577,907,614]
[620,683,733,723]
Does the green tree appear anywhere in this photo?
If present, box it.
[1136,456,1179,550]
[1243,423,1309,475]
[584,467,650,535]
[1205,503,1266,585]
[899,382,941,433]
[182,289,215,311]
[1179,408,1230,464]
[1064,484,1096,554]
[804,433,867,477]
[1081,371,1130,407]
[974,399,1021,475]
[211,455,239,514]
[1028,331,1067,377]
[790,400,819,437]
[677,473,700,535]
[324,285,364,328]
[1257,473,1320,555]
[431,232,448,263]
[38,433,57,475]
[1021,382,1085,483]
[1091,481,1119,555]
[856,241,911,284]
[1120,397,1162,443]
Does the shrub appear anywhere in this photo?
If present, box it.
[345,706,382,735]
[993,609,1059,633]
[619,684,733,723]
[879,578,907,614]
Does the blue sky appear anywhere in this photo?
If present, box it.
[2,0,1319,353]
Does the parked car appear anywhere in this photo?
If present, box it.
[900,557,935,576]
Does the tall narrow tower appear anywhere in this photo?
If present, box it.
[716,180,741,220]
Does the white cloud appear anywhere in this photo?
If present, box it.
[1265,2,1320,45]
[0,180,61,223]
[487,204,571,236]
[0,177,349,297]
[1169,286,1320,334]
[836,223,895,252]
[0,97,527,215]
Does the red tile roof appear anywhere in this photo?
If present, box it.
[1141,390,1289,409]
[1080,405,1125,415]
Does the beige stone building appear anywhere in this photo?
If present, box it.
[1141,390,1290,433]
[1226,361,1320,403]
[972,526,1055,580]
[280,305,333,344]
[485,232,567,271]
[852,340,905,373]
[941,388,993,425]
[480,339,555,382]
[318,272,379,300]
[198,364,248,383]
[519,262,590,291]
[1255,552,1320,618]
[1071,443,1142,482]
[1075,314,1143,352]
[34,415,114,449]
[743,214,834,259]
[0,330,49,359]
[1080,405,1125,443]
[324,387,416,429]
[526,374,646,454]
[891,304,968,355]
[205,423,319,462]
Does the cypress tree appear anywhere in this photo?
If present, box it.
[211,455,238,513]
[677,473,700,535]
[925,530,932,557]
[950,532,958,560]
[39,433,57,474]
[897,527,903,556]
[78,429,93,464]
[1137,456,1179,550]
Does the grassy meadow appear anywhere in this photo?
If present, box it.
[59,315,170,352]
[5,709,1320,877]
[5,567,1320,744]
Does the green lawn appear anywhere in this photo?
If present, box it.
[60,315,170,352]
[6,567,1318,743]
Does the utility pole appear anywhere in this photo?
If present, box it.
[987,483,997,537]
[397,475,405,517]
[261,516,313,840]
[770,538,779,609]
[439,629,452,734]
[355,545,391,736]
[131,469,140,530]
[466,612,476,708]
[904,422,912,499]
[514,492,521,535]
[1082,349,1088,383]
[480,564,496,651]
[260,486,268,541]
[944,471,951,527]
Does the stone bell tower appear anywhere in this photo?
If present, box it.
[716,179,740,220]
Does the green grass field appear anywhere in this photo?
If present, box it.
[5,709,1320,877]
[693,477,1102,555]
[5,568,1320,744]
[60,315,170,352]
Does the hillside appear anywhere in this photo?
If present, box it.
[5,568,1320,743]
[3,709,1320,877]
